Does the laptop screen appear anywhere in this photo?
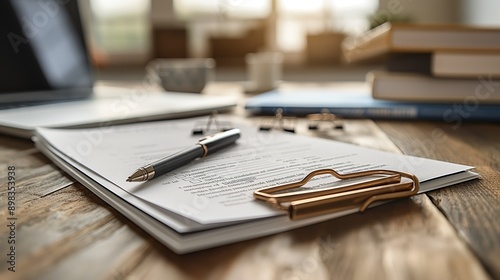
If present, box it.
[0,0,93,104]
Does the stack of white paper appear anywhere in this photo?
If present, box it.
[33,117,478,253]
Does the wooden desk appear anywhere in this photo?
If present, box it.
[0,83,499,280]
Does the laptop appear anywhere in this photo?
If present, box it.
[0,0,236,138]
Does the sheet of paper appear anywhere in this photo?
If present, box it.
[36,118,473,224]
[35,138,244,233]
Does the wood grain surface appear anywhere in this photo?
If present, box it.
[0,118,497,280]
[377,120,500,279]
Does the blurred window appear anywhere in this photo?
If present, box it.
[88,0,151,60]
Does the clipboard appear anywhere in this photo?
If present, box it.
[254,169,419,220]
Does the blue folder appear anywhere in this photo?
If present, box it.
[245,88,500,122]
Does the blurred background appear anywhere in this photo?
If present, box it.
[82,0,500,82]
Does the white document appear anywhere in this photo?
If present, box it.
[35,138,478,253]
[35,117,476,225]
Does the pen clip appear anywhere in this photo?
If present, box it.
[253,169,419,220]
[195,128,241,158]
[197,130,224,143]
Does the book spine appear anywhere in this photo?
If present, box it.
[247,107,418,119]
[247,106,500,121]
[327,107,418,119]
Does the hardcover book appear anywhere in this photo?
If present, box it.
[342,23,500,63]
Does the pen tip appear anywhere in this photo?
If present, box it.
[126,174,146,182]
[126,168,151,182]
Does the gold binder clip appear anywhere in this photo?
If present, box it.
[192,111,232,135]
[259,108,296,133]
[307,109,343,130]
[254,169,419,220]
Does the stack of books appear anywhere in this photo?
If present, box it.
[342,23,500,108]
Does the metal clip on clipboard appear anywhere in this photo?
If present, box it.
[307,109,343,130]
[258,108,296,133]
[192,111,233,135]
[254,169,419,220]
